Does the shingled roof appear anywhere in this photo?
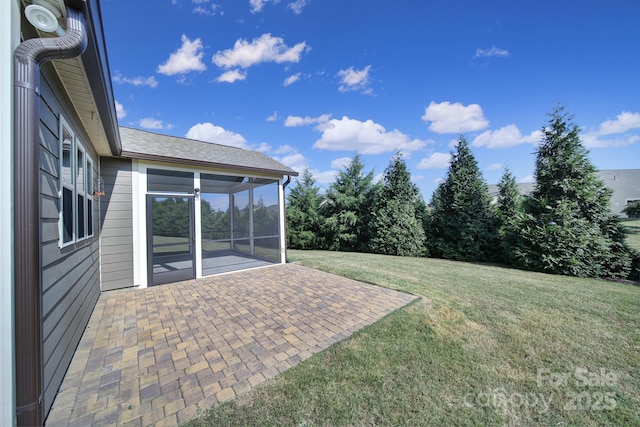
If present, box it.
[118,127,298,176]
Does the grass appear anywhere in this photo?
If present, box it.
[623,218,640,252]
[185,251,639,426]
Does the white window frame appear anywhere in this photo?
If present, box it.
[76,142,86,241]
[87,157,94,238]
[59,116,95,247]
[59,117,75,247]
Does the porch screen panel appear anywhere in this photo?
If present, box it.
[252,181,280,261]
[232,190,250,254]
[200,193,231,252]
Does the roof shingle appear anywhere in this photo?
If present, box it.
[118,127,298,176]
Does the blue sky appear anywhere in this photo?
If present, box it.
[102,0,640,199]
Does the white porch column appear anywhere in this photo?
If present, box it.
[249,188,254,256]
[229,193,234,249]
[194,173,202,279]
[278,178,287,264]
[132,161,148,288]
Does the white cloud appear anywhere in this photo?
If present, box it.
[287,0,307,14]
[215,69,247,83]
[422,101,489,134]
[598,111,640,134]
[193,1,221,16]
[337,65,372,94]
[185,122,248,148]
[312,169,338,185]
[212,33,308,69]
[250,0,280,13]
[284,73,301,86]
[331,157,352,170]
[115,100,126,119]
[274,144,298,154]
[520,175,534,183]
[284,114,331,127]
[582,133,640,148]
[266,111,279,122]
[417,152,451,169]
[255,142,272,152]
[472,125,542,149]
[270,146,338,185]
[580,111,640,148]
[486,163,503,171]
[273,146,306,173]
[139,118,173,130]
[313,116,428,155]
[112,73,158,88]
[473,46,510,59]
[157,35,207,76]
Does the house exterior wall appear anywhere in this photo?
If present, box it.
[1,1,19,424]
[39,67,102,417]
[100,157,135,291]
[488,170,640,217]
[598,170,640,216]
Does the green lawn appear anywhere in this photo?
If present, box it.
[186,250,639,426]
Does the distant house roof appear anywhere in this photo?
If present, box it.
[118,127,298,177]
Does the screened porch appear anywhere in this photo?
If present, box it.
[147,169,283,285]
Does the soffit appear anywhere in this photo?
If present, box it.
[20,0,118,157]
[50,56,112,156]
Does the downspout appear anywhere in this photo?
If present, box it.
[13,8,87,426]
[282,175,292,262]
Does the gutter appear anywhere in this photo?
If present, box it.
[120,150,299,178]
[13,8,87,426]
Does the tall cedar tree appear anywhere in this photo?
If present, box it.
[427,136,497,261]
[321,155,378,251]
[369,152,426,256]
[495,167,522,262]
[508,106,632,278]
[286,168,324,249]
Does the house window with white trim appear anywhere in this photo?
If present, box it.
[59,116,94,247]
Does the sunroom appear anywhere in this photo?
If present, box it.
[99,127,298,290]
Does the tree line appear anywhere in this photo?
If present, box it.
[286,106,639,281]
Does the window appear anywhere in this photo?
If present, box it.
[59,117,95,247]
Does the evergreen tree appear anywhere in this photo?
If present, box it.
[509,106,632,278]
[253,197,278,236]
[427,136,497,261]
[495,167,522,263]
[286,168,325,249]
[321,154,377,251]
[369,152,426,256]
[495,167,522,223]
[622,201,640,218]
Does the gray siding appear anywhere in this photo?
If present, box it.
[99,157,135,290]
[39,69,101,417]
[598,170,640,216]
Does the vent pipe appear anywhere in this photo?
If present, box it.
[13,7,87,425]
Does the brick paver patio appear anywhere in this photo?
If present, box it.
[45,263,417,426]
